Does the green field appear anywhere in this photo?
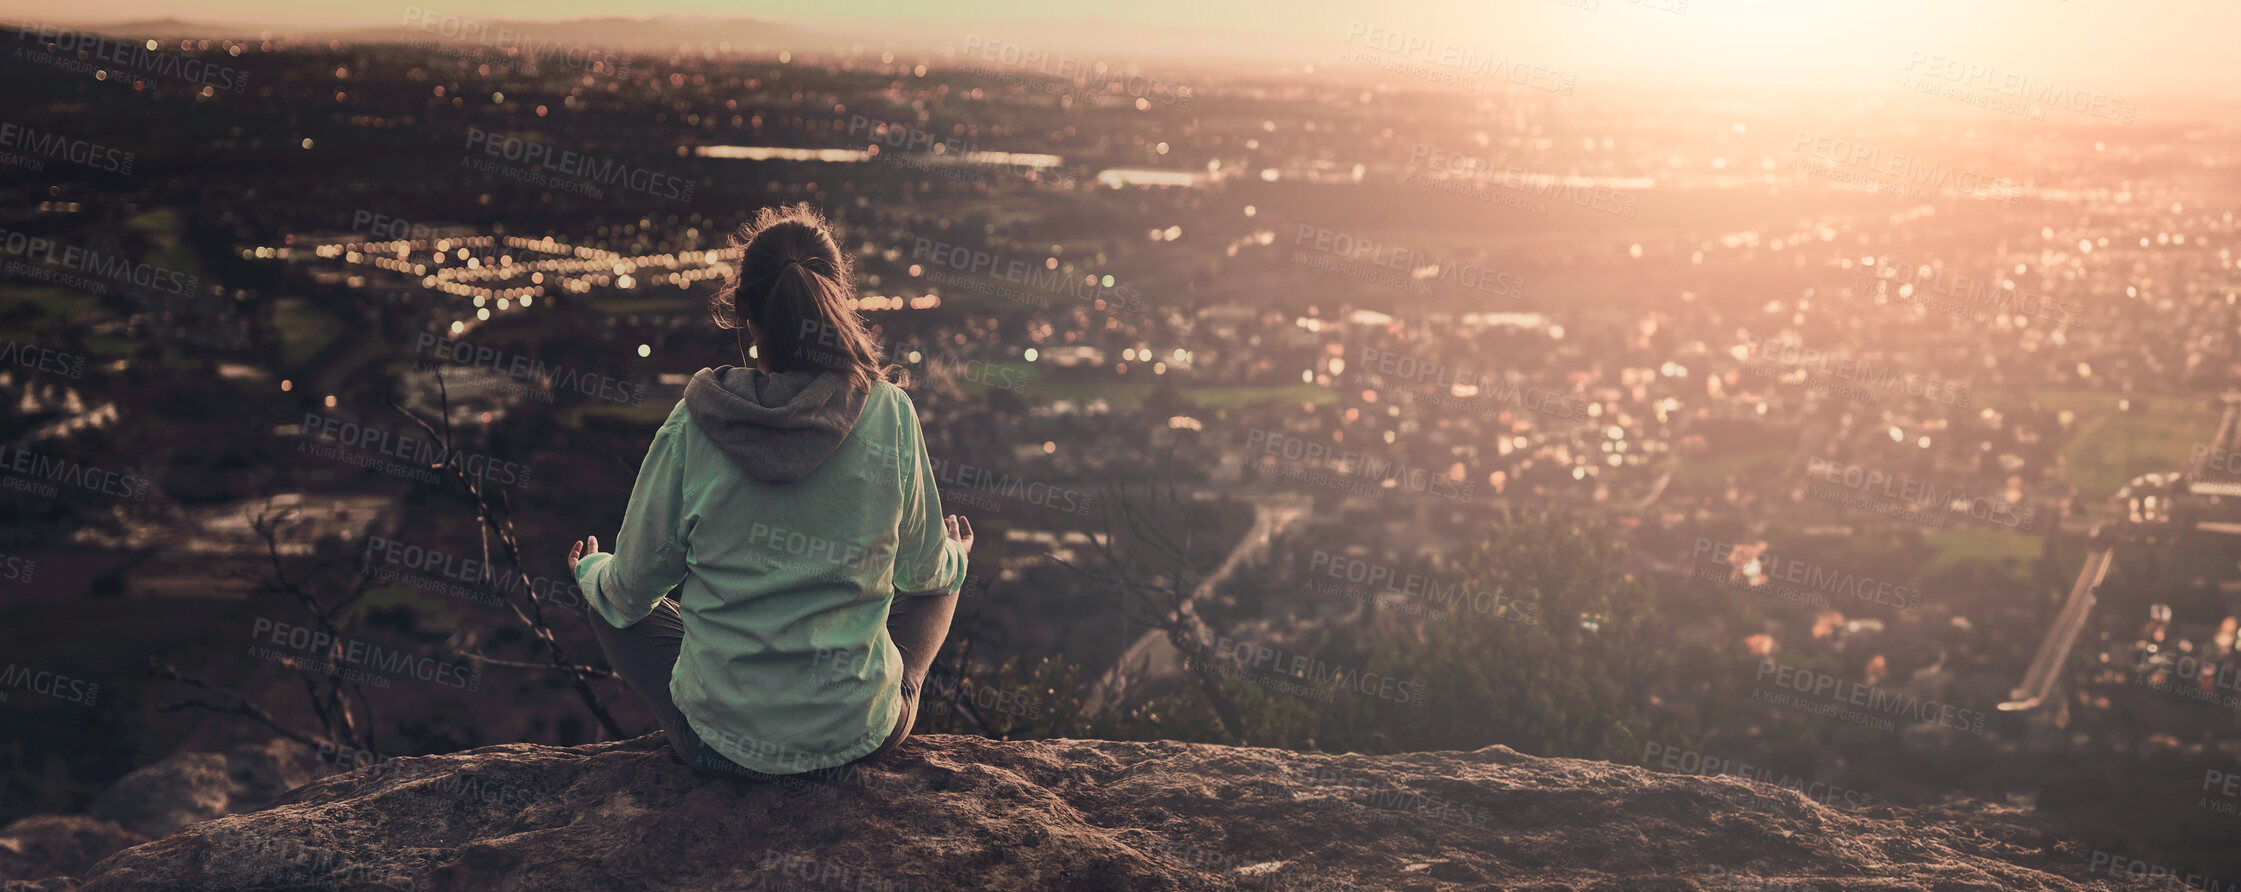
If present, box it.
[124,208,209,284]
[1020,377,1339,410]
[1670,445,1790,488]
[1182,383,1338,409]
[1920,527,2042,581]
[273,297,346,366]
[2015,388,2224,500]
[941,361,1343,411]
[0,285,198,364]
[0,285,108,340]
[588,295,703,316]
[558,401,675,428]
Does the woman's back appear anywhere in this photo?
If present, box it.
[579,370,964,774]
[570,204,968,777]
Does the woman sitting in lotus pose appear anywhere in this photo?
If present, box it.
[567,203,971,778]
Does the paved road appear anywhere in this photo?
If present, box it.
[1080,491,1313,712]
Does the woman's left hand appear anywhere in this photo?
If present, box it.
[568,535,601,574]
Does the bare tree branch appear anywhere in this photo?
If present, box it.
[152,660,329,751]
[461,651,614,677]
[386,372,625,738]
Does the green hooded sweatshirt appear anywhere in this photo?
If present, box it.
[573,366,967,774]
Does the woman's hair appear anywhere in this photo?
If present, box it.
[709,204,902,391]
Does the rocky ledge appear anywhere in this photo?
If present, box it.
[9,734,2129,891]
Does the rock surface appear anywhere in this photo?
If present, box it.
[0,816,146,884]
[1,738,321,890]
[26,734,2130,891]
[87,739,322,838]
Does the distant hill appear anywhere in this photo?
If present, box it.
[34,16,831,54]
[327,16,830,53]
[31,15,1315,72]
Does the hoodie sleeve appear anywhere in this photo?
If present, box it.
[576,405,694,627]
[892,391,967,598]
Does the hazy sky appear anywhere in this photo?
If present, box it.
[15,0,2235,95]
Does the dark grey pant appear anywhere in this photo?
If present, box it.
[588,590,959,780]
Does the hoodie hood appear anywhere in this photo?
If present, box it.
[682,366,870,485]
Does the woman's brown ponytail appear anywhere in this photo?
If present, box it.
[709,203,904,391]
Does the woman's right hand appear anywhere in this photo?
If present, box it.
[945,514,974,556]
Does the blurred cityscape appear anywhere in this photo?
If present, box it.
[3,12,2240,882]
